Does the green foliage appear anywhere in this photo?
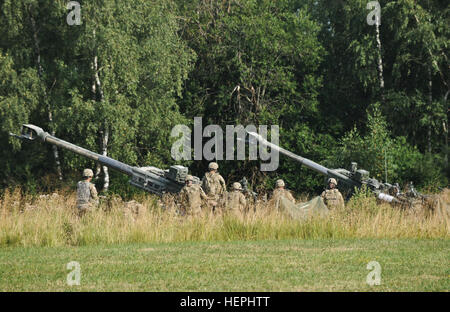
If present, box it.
[0,0,447,194]
[330,104,394,180]
[347,184,378,214]
[0,0,195,190]
[0,52,40,150]
[176,0,327,189]
[330,104,447,189]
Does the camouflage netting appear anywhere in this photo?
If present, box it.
[278,196,329,220]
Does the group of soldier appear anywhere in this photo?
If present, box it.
[177,162,346,216]
[178,162,244,216]
[76,162,346,216]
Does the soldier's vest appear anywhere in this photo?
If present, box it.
[272,189,294,202]
[203,172,222,196]
[322,189,341,208]
[226,191,246,213]
[77,181,91,207]
[181,185,203,215]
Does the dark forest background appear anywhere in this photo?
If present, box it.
[0,0,448,196]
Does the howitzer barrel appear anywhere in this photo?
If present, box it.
[246,131,403,204]
[246,131,360,188]
[11,124,190,196]
[247,131,327,175]
[17,124,134,176]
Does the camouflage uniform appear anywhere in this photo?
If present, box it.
[202,162,226,211]
[271,188,296,203]
[225,182,247,215]
[271,179,296,204]
[321,178,344,210]
[76,169,98,216]
[179,175,208,216]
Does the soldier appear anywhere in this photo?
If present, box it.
[271,179,296,204]
[225,182,247,216]
[76,168,99,217]
[179,175,208,216]
[321,178,345,210]
[202,162,226,212]
[239,177,258,212]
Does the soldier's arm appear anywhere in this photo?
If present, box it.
[288,191,296,204]
[179,188,187,201]
[89,184,98,199]
[240,194,247,206]
[338,192,345,208]
[320,191,327,205]
[177,189,187,214]
[215,175,223,188]
[89,184,99,205]
[199,187,208,200]
[201,176,206,189]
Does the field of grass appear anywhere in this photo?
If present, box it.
[0,188,448,291]
[0,188,448,247]
[0,239,448,291]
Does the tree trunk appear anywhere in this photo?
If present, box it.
[445,91,449,169]
[375,17,385,103]
[93,51,110,192]
[101,127,110,191]
[91,52,103,180]
[94,163,102,179]
[428,67,432,153]
[29,12,63,181]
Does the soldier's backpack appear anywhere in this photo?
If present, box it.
[202,172,214,194]
[77,181,91,206]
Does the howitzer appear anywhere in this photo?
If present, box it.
[10,124,199,195]
[246,131,420,204]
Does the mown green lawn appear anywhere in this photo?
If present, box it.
[0,239,448,291]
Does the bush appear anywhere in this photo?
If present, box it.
[329,104,448,190]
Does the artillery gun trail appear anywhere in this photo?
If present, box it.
[10,124,199,196]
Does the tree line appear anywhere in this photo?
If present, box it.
[0,0,448,195]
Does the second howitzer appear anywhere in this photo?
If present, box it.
[246,131,422,204]
[10,124,199,195]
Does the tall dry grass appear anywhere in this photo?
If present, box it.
[0,188,448,247]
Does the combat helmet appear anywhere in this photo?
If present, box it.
[208,162,219,170]
[185,175,194,182]
[83,168,94,178]
[327,178,337,185]
[232,182,242,191]
[276,179,285,187]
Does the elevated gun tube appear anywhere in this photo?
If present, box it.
[18,124,134,176]
[246,131,361,189]
[13,124,178,195]
[246,131,399,203]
